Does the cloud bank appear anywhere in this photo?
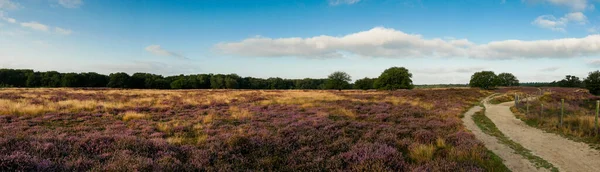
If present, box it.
[216,27,600,59]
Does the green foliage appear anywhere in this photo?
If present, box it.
[325,71,351,91]
[61,73,83,87]
[107,72,131,88]
[558,75,583,88]
[373,67,413,90]
[469,71,498,90]
[497,73,519,86]
[584,70,600,95]
[353,77,376,90]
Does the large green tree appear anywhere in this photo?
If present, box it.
[497,73,519,87]
[325,71,351,91]
[107,72,131,88]
[469,71,498,90]
[374,67,413,90]
[584,71,600,95]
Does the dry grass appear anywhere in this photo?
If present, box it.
[410,144,435,163]
[229,106,253,119]
[122,111,148,121]
[329,107,356,119]
[0,99,54,116]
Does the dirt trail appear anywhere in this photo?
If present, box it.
[484,98,600,172]
[461,106,544,172]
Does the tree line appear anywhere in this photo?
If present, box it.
[468,70,600,95]
[0,67,414,90]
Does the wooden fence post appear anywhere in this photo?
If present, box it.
[560,99,564,128]
[515,93,518,107]
[526,95,529,116]
[594,100,600,135]
[541,103,544,118]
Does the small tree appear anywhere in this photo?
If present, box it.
[354,77,376,90]
[326,71,351,91]
[584,70,600,95]
[497,73,519,86]
[469,71,498,90]
[374,67,413,90]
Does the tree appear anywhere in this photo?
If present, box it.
[497,73,519,86]
[61,73,87,87]
[42,71,62,87]
[469,71,498,90]
[326,71,351,91]
[584,71,600,95]
[354,77,375,90]
[107,72,131,88]
[26,72,43,87]
[558,75,583,88]
[374,67,413,90]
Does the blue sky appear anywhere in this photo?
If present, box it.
[1,0,599,84]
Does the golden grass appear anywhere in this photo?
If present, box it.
[329,107,356,119]
[0,99,54,116]
[229,106,252,120]
[436,138,446,148]
[122,111,148,121]
[410,144,435,163]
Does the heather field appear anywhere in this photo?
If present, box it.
[0,88,506,171]
[511,87,600,144]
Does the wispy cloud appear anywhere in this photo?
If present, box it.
[0,0,19,10]
[412,67,486,74]
[145,45,187,59]
[588,59,600,67]
[0,11,16,23]
[216,27,600,59]
[54,27,72,35]
[58,0,83,9]
[328,0,360,6]
[21,21,49,31]
[523,0,591,11]
[539,66,560,72]
[532,12,587,32]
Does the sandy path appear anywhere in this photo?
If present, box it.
[484,98,600,172]
[461,106,544,172]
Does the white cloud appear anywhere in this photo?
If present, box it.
[523,0,590,11]
[328,0,360,6]
[413,67,486,74]
[0,0,19,10]
[145,45,187,59]
[20,21,49,31]
[539,67,560,72]
[58,0,83,9]
[532,12,587,32]
[54,27,72,35]
[0,11,16,23]
[588,59,600,67]
[216,27,600,59]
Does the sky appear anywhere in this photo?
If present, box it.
[1,0,600,84]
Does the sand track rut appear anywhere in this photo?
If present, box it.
[484,98,600,172]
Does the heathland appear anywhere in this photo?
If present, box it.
[0,88,509,171]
